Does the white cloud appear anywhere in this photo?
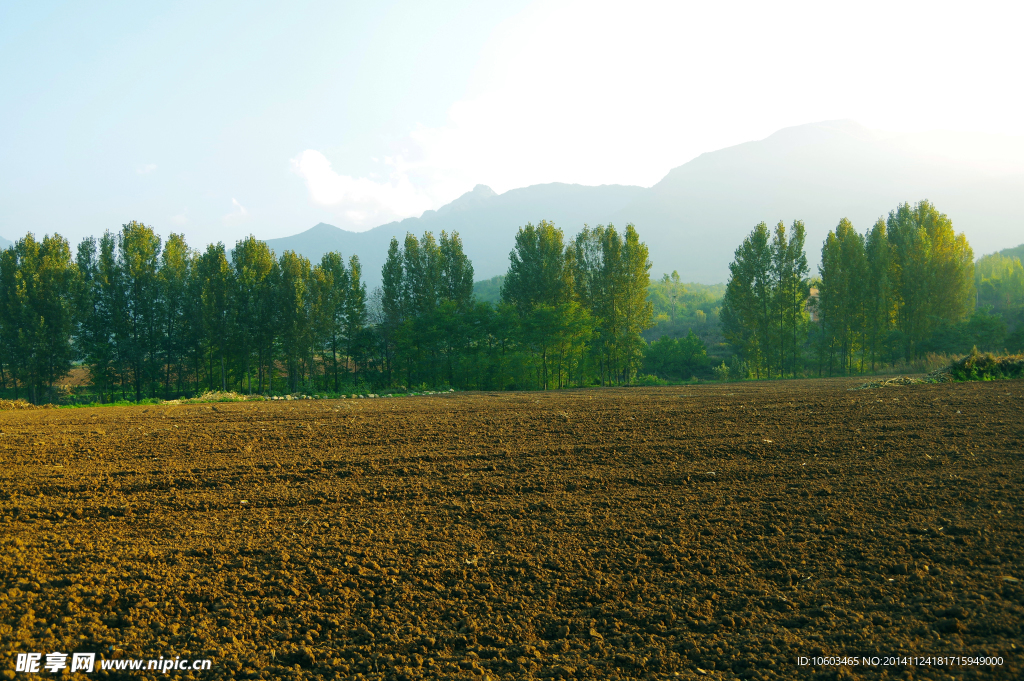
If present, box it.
[289,149,435,230]
[292,0,1024,228]
[171,212,189,226]
[136,163,157,175]
[222,197,248,223]
[393,0,1024,195]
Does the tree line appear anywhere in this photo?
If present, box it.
[0,220,654,402]
[0,222,367,403]
[372,221,652,391]
[1,199,1010,401]
[720,200,980,378]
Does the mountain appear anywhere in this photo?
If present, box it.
[0,235,11,249]
[268,120,1024,288]
[610,120,1024,283]
[266,182,645,288]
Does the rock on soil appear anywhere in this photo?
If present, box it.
[1,379,1022,680]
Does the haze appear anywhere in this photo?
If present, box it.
[2,0,1022,249]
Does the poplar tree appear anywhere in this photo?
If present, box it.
[721,222,773,378]
[158,233,192,397]
[118,222,163,400]
[501,221,571,312]
[501,221,577,389]
[618,224,654,384]
[232,237,277,393]
[380,238,405,383]
[197,243,233,391]
[278,251,312,393]
[344,255,367,385]
[887,200,975,358]
[818,218,867,374]
[0,234,79,402]
[439,231,474,311]
[863,219,893,370]
[769,221,810,378]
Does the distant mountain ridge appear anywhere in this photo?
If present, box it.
[267,120,1024,288]
[266,182,645,288]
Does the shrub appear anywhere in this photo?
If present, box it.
[941,348,1024,381]
[712,362,730,382]
[635,374,670,386]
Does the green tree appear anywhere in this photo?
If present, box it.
[379,238,405,384]
[315,251,350,392]
[976,252,1024,311]
[502,221,575,389]
[887,200,975,358]
[721,222,772,378]
[643,330,709,380]
[863,218,894,370]
[344,255,367,386]
[232,237,277,394]
[770,220,810,378]
[158,234,193,397]
[0,234,79,402]
[196,243,233,391]
[502,221,572,312]
[618,224,654,383]
[818,218,867,375]
[278,251,313,393]
[440,231,474,311]
[117,222,163,401]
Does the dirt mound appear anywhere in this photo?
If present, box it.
[1,380,1021,679]
[850,375,928,390]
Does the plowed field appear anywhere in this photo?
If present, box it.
[2,379,1023,680]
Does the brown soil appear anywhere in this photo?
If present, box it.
[1,379,1022,680]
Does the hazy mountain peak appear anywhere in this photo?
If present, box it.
[434,184,498,217]
[308,222,342,233]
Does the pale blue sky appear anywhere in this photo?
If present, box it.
[3,0,1022,248]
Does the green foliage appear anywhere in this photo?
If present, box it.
[887,201,975,358]
[711,361,730,382]
[645,277,725,363]
[368,230,481,390]
[642,331,709,380]
[362,221,654,392]
[0,227,369,403]
[997,243,1024,262]
[0,233,78,402]
[571,223,654,385]
[634,374,670,386]
[472,275,504,304]
[818,218,868,374]
[716,201,983,379]
[945,348,1024,381]
[3,207,1001,398]
[922,308,1008,354]
[721,220,809,378]
[976,252,1024,310]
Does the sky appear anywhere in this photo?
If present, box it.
[2,0,1023,247]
